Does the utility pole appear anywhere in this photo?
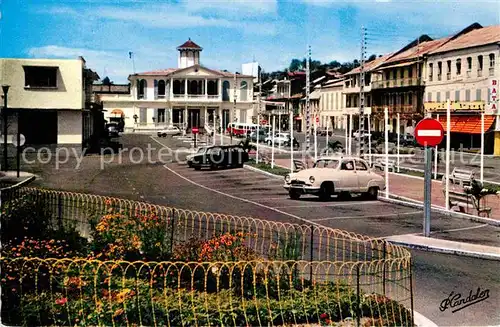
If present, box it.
[358,26,367,158]
[306,45,311,153]
[256,66,262,163]
[231,71,237,144]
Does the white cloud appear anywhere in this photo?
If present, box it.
[183,0,278,16]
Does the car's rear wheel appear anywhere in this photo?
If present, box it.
[366,187,379,200]
[289,189,301,200]
[194,166,201,171]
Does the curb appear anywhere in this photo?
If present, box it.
[243,164,283,179]
[386,238,500,261]
[379,193,500,227]
[413,310,438,327]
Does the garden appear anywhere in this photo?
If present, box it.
[1,187,415,326]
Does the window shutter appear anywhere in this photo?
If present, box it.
[137,79,140,99]
[143,80,148,100]
[154,80,158,99]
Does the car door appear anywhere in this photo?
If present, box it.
[354,159,371,192]
[338,159,358,191]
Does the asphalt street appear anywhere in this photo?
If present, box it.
[25,133,500,327]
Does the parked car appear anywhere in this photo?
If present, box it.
[352,130,372,139]
[283,156,385,200]
[284,135,300,149]
[106,123,120,138]
[187,146,209,168]
[249,130,267,143]
[316,128,333,136]
[157,125,181,137]
[265,132,290,146]
[189,145,249,170]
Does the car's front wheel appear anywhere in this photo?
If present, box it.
[319,182,334,201]
[365,187,379,200]
[289,189,301,200]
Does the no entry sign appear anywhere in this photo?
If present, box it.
[414,118,444,147]
[192,127,199,134]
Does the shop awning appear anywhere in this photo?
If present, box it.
[437,115,495,134]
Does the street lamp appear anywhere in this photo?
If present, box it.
[2,84,10,172]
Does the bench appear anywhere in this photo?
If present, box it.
[449,168,475,188]
[444,189,492,217]
[373,158,395,172]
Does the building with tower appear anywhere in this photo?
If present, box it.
[97,39,255,133]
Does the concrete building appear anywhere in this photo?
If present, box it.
[0,57,100,150]
[97,39,255,133]
[319,79,345,130]
[424,23,500,154]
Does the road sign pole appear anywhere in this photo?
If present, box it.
[194,133,197,149]
[424,145,432,237]
[480,112,485,183]
[445,99,451,211]
[290,109,293,173]
[271,115,275,169]
[384,107,389,199]
[435,114,439,179]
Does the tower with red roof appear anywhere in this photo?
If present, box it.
[177,38,203,69]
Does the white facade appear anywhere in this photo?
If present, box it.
[99,41,255,132]
[425,44,499,105]
[319,81,345,129]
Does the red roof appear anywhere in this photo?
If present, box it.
[384,37,450,65]
[134,68,178,76]
[429,25,500,54]
[345,53,393,75]
[177,39,202,50]
[132,66,253,78]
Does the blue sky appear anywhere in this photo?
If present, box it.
[1,0,499,83]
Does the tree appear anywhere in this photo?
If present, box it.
[102,76,113,85]
[289,59,302,72]
[367,54,377,62]
[328,60,341,68]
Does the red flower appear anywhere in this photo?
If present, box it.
[320,313,328,319]
[55,297,68,305]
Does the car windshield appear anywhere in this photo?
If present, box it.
[313,159,339,169]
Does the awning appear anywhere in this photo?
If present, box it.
[110,109,124,116]
[437,115,495,134]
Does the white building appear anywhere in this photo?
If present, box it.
[0,57,100,150]
[424,23,500,154]
[319,79,345,130]
[98,39,255,132]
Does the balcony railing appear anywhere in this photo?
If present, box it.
[446,72,451,80]
[477,69,483,77]
[437,74,442,81]
[489,67,495,76]
[466,70,471,77]
[371,104,416,114]
[371,78,423,89]
[171,94,221,101]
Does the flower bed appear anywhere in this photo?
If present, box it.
[0,188,415,326]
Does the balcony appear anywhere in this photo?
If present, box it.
[371,105,416,114]
[371,78,423,89]
[171,94,221,101]
[424,101,485,112]
[344,106,372,115]
[437,74,442,81]
[446,72,451,80]
[343,83,372,94]
[477,69,483,77]
[466,70,471,78]
[489,67,495,76]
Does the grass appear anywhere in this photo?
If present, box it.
[247,160,290,176]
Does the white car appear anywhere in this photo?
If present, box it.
[353,130,372,139]
[265,132,291,146]
[283,156,385,200]
[157,126,181,137]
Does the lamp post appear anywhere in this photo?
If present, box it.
[2,85,10,172]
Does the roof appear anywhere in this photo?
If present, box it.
[429,25,500,54]
[131,65,253,78]
[322,79,344,88]
[345,53,393,75]
[177,38,203,50]
[438,115,495,134]
[382,37,450,65]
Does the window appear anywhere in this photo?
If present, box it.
[314,159,339,169]
[408,93,413,105]
[156,108,166,123]
[476,89,482,101]
[340,160,355,171]
[400,68,404,79]
[456,59,462,75]
[158,80,166,97]
[489,54,495,76]
[446,60,451,80]
[408,67,413,78]
[139,108,147,124]
[222,81,230,101]
[436,92,441,102]
[385,71,390,81]
[355,160,368,171]
[428,63,433,81]
[240,81,248,101]
[478,55,483,70]
[465,89,471,101]
[427,92,432,102]
[24,66,58,88]
[138,79,147,99]
[445,91,450,101]
[393,69,397,80]
[466,57,472,77]
[455,90,460,101]
[437,62,442,80]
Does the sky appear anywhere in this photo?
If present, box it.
[1,0,499,83]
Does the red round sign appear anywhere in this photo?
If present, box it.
[316,116,319,123]
[414,118,444,147]
[192,127,199,134]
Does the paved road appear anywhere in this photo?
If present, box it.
[25,134,500,327]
